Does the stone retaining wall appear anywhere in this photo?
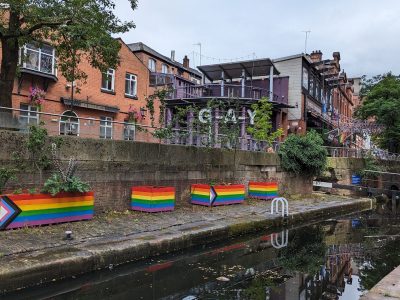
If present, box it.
[0,130,312,212]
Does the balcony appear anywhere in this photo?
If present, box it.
[165,79,289,107]
[19,43,57,82]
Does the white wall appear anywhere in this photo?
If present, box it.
[274,57,303,120]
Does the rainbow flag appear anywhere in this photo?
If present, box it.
[248,182,278,200]
[131,186,175,212]
[2,192,94,230]
[191,184,245,206]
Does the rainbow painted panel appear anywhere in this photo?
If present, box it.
[248,182,278,200]
[1,192,95,230]
[190,184,245,207]
[131,186,175,212]
[191,184,213,206]
[213,185,245,206]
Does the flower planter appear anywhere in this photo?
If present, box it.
[191,184,245,207]
[248,182,278,200]
[0,192,95,230]
[131,186,175,212]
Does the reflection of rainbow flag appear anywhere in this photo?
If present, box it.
[190,184,245,206]
[131,186,175,212]
[4,192,94,229]
[248,182,278,200]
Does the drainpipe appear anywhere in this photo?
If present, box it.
[269,66,274,101]
[241,69,245,98]
[221,71,225,97]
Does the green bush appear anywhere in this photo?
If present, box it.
[42,174,91,196]
[278,130,327,177]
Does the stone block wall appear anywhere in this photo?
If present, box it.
[0,130,312,212]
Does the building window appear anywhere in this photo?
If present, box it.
[101,69,115,92]
[302,67,309,90]
[19,104,39,125]
[21,43,56,75]
[100,116,113,139]
[148,58,156,72]
[123,123,135,141]
[60,111,79,136]
[309,76,315,97]
[125,73,137,97]
[161,64,169,74]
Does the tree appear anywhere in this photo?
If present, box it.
[247,97,283,149]
[0,0,138,108]
[356,73,400,153]
[278,130,327,177]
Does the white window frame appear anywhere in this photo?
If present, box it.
[123,122,136,141]
[59,110,80,136]
[125,73,137,97]
[161,63,169,74]
[19,104,39,125]
[101,69,115,92]
[148,58,156,72]
[21,43,56,75]
[100,116,113,139]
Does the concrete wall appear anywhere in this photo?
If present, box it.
[0,130,312,212]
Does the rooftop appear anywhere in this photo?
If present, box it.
[128,42,202,78]
[198,58,279,81]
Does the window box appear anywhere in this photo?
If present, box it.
[0,192,95,230]
[190,184,245,207]
[248,182,278,200]
[20,43,57,78]
[131,186,175,212]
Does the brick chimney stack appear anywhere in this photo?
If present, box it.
[333,51,341,62]
[183,55,190,68]
[310,50,323,62]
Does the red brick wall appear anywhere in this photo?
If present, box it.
[1,40,162,139]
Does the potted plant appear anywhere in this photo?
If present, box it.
[28,86,46,110]
[131,186,175,212]
[191,183,245,207]
[0,144,94,230]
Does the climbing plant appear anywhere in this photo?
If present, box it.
[247,97,283,148]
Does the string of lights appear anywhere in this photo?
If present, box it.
[190,51,257,64]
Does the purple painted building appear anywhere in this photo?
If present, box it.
[160,58,292,151]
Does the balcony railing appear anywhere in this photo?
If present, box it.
[166,83,287,103]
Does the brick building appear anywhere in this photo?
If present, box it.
[1,39,200,141]
[273,51,356,146]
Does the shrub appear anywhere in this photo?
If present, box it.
[278,130,327,177]
[42,174,91,196]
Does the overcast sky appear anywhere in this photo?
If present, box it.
[115,0,400,77]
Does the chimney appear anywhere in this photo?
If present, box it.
[310,50,323,63]
[170,50,175,61]
[333,52,341,62]
[183,55,190,68]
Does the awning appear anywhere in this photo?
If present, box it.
[61,97,120,113]
[165,97,293,109]
[198,58,280,81]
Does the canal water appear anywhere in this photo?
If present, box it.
[4,212,400,300]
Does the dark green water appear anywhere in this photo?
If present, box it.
[4,212,400,300]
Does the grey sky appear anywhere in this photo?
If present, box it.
[115,0,400,77]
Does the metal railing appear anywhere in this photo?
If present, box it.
[0,106,398,159]
[325,146,400,161]
[166,83,287,104]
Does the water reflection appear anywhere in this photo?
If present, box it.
[3,214,399,300]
